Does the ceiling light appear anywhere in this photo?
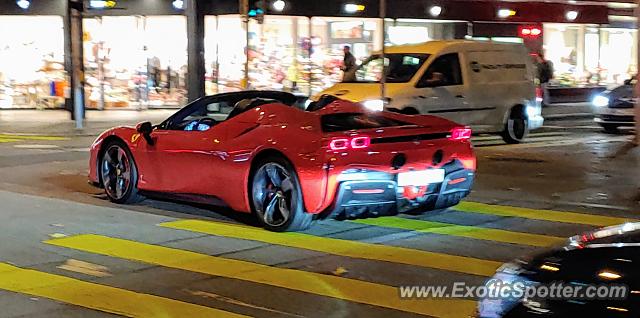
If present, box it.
[172,0,184,9]
[272,0,286,12]
[16,0,30,9]
[498,9,516,18]
[344,4,365,13]
[566,10,579,21]
[429,5,442,17]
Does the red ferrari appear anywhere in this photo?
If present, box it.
[89,91,476,232]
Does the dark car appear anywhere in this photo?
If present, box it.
[592,77,636,133]
[478,223,640,317]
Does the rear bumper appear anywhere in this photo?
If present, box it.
[326,160,474,219]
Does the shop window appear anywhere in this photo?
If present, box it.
[83,16,187,109]
[0,16,66,109]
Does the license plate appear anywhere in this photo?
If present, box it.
[397,169,445,186]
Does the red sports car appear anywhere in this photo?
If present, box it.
[89,91,476,232]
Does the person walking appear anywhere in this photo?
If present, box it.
[342,45,357,81]
[536,53,554,106]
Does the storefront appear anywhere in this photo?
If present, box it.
[203,13,466,96]
[0,15,66,109]
[543,23,637,86]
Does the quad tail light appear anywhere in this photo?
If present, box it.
[329,136,371,151]
[449,127,472,141]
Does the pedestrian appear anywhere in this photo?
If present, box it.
[342,45,357,81]
[536,53,554,106]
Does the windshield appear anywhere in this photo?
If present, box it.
[352,53,430,83]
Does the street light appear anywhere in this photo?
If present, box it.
[272,0,286,12]
[429,6,442,17]
[16,0,30,9]
[566,10,579,21]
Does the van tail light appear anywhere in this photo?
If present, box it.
[329,136,371,151]
[536,87,544,102]
[449,127,472,141]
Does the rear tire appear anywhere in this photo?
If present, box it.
[501,107,529,144]
[250,156,313,232]
[601,124,619,134]
[99,141,144,204]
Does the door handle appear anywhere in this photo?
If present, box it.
[455,95,465,99]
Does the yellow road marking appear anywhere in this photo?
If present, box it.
[46,234,477,318]
[0,134,68,141]
[0,262,248,318]
[455,202,635,227]
[0,137,21,143]
[353,217,564,247]
[160,219,500,276]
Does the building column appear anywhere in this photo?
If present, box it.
[186,0,205,101]
[66,0,85,126]
[576,25,586,78]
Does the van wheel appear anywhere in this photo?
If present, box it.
[501,107,529,144]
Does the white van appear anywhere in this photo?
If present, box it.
[317,40,544,143]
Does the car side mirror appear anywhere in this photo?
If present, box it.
[624,78,633,86]
[136,121,155,145]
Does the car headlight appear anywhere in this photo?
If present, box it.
[592,95,610,107]
[362,99,385,112]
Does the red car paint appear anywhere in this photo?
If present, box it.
[89,97,476,215]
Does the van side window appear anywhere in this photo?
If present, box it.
[417,53,463,88]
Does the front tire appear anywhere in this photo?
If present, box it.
[250,156,313,232]
[99,141,144,204]
[501,107,529,144]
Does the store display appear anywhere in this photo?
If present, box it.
[83,16,188,109]
[0,16,66,109]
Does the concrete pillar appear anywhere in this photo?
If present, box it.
[635,4,640,145]
[66,0,85,127]
[576,25,586,79]
[186,0,205,101]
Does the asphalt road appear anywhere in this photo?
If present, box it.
[0,112,637,318]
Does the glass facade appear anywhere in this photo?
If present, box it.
[544,23,637,86]
[83,16,188,109]
[204,16,462,97]
[0,16,66,109]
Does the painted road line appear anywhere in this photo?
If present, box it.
[352,217,564,247]
[160,219,500,276]
[456,201,636,227]
[0,134,68,141]
[0,262,248,318]
[46,234,477,318]
[0,137,22,143]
